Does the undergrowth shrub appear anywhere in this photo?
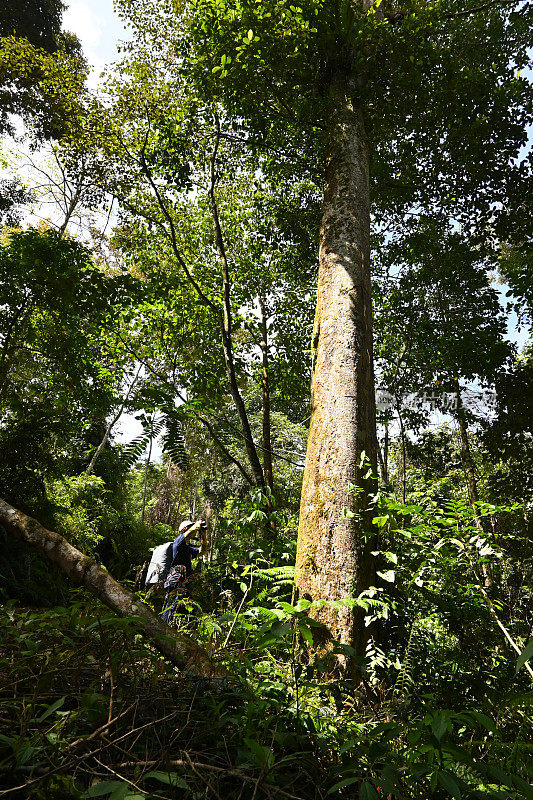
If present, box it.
[1,495,532,799]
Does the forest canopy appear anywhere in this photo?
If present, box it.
[0,0,532,798]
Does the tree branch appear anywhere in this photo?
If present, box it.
[0,498,217,675]
[85,365,142,474]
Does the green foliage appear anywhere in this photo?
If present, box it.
[121,415,189,472]
[0,228,131,516]
[0,0,531,797]
[48,474,109,556]
[0,0,66,53]
[0,30,85,138]
[1,489,532,798]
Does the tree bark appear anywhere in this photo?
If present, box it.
[396,401,407,505]
[258,295,274,492]
[141,434,153,524]
[295,83,377,663]
[137,139,263,488]
[383,422,389,484]
[453,382,493,586]
[377,422,389,486]
[0,498,216,674]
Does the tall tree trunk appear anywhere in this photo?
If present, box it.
[258,294,277,537]
[0,498,215,674]
[383,422,389,484]
[454,382,492,585]
[139,141,263,488]
[377,422,389,485]
[58,182,82,237]
[454,381,481,509]
[295,83,377,663]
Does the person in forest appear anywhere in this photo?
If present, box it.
[161,519,208,625]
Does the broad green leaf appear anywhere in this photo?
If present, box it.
[468,711,497,733]
[516,639,533,673]
[83,781,127,798]
[437,771,461,799]
[36,696,65,722]
[360,781,380,799]
[109,786,130,800]
[327,776,360,794]
[298,621,313,646]
[143,771,187,788]
[431,713,449,742]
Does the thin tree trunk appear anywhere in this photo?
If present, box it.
[138,142,262,487]
[191,476,199,519]
[377,431,388,485]
[86,366,141,475]
[295,83,377,664]
[454,381,493,589]
[454,381,482,510]
[175,480,185,520]
[141,435,153,524]
[204,498,213,563]
[383,423,389,484]
[258,294,277,537]
[0,498,215,674]
[167,461,185,528]
[396,402,407,505]
[208,518,217,563]
[208,120,265,488]
[258,295,274,492]
[58,183,82,237]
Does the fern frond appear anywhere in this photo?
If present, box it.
[161,414,189,471]
[255,565,295,602]
[122,434,150,469]
[255,566,295,582]
[394,618,419,697]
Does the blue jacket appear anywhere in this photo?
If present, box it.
[171,533,199,577]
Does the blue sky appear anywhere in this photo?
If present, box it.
[63,0,130,83]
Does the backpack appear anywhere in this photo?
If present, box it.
[144,541,174,588]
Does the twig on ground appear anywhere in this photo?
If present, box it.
[116,757,307,800]
[185,751,225,800]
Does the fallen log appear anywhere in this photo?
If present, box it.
[0,498,215,675]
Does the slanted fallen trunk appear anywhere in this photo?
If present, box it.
[0,498,215,675]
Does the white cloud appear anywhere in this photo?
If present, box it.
[63,2,103,55]
[63,1,107,88]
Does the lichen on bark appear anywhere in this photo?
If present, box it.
[295,79,378,666]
